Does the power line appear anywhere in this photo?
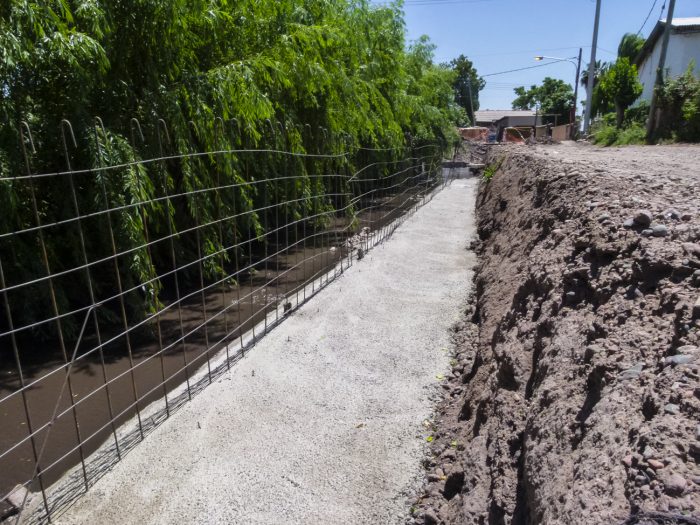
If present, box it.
[481,60,570,78]
[637,0,659,36]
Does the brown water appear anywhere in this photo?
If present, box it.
[0,183,434,507]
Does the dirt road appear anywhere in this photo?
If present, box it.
[413,143,700,525]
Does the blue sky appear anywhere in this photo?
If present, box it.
[380,0,699,111]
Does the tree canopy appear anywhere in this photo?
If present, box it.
[599,57,643,127]
[512,77,575,124]
[617,33,646,62]
[0,0,463,342]
[446,55,485,125]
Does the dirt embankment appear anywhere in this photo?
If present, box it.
[411,144,700,525]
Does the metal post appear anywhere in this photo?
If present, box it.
[646,0,677,142]
[583,0,602,134]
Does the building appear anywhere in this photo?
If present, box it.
[473,110,542,141]
[636,17,700,102]
[474,110,542,129]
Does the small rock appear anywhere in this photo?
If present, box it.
[643,447,658,460]
[641,229,653,237]
[677,345,698,354]
[664,209,681,220]
[652,224,668,237]
[693,296,700,319]
[623,219,635,229]
[662,473,687,496]
[696,424,700,441]
[620,362,644,380]
[664,403,680,415]
[634,210,653,227]
[423,510,439,525]
[682,243,700,258]
[598,213,611,222]
[664,355,695,367]
[648,459,665,470]
[622,455,633,467]
[681,213,693,221]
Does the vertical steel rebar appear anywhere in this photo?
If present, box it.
[213,117,231,369]
[0,131,50,513]
[93,118,144,443]
[156,119,193,401]
[229,119,244,353]
[21,123,90,495]
[187,121,213,384]
[129,119,170,417]
[61,120,123,460]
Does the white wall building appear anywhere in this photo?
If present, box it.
[636,17,700,102]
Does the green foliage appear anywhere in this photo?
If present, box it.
[512,77,575,124]
[599,58,643,127]
[591,103,648,147]
[0,0,460,341]
[580,60,612,117]
[446,54,484,125]
[617,33,645,62]
[482,158,503,182]
[657,63,700,142]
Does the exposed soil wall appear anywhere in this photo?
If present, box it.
[411,144,700,525]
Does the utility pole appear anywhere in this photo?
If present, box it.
[646,0,676,142]
[583,0,602,135]
[571,47,582,139]
[466,78,476,126]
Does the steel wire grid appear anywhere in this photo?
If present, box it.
[0,117,448,523]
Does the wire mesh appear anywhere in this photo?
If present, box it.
[0,118,448,523]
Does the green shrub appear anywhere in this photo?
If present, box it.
[657,63,700,142]
[592,121,619,146]
[615,123,646,145]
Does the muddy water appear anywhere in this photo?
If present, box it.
[0,183,432,503]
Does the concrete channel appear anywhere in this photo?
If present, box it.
[51,176,478,525]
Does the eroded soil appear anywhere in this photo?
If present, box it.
[411,143,700,525]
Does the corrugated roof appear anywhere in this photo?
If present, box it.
[474,110,537,122]
[636,17,700,66]
[668,17,700,26]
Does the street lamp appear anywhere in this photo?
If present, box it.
[534,49,583,139]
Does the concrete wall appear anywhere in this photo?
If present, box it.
[551,124,572,142]
[638,30,700,102]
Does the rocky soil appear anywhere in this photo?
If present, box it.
[410,143,700,525]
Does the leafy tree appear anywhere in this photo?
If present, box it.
[446,55,485,125]
[0,0,462,345]
[617,33,645,62]
[580,60,612,117]
[599,57,643,127]
[511,77,575,124]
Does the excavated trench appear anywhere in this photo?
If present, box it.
[411,144,700,525]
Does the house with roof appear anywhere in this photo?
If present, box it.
[473,110,543,141]
[474,110,542,129]
[636,17,700,102]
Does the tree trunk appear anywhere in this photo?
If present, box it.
[615,103,624,128]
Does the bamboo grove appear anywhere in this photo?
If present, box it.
[0,0,464,354]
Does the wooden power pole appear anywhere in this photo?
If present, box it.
[646,0,677,142]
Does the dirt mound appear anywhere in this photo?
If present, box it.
[410,144,700,525]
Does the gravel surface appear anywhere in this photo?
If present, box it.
[53,177,478,525]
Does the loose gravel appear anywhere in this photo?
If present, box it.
[54,177,478,525]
